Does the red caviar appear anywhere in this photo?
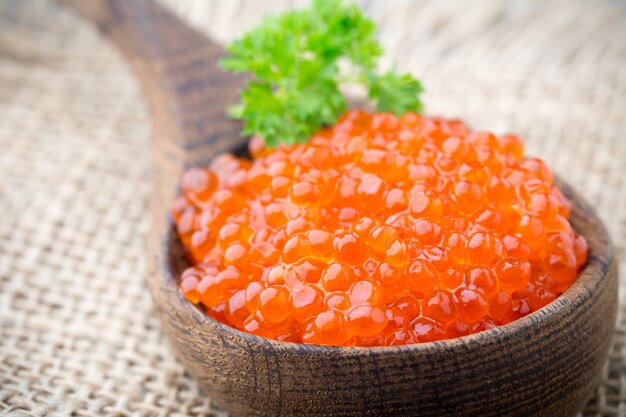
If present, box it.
[172,110,587,346]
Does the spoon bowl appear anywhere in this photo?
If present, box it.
[158,163,617,417]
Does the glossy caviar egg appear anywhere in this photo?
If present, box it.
[173,110,587,347]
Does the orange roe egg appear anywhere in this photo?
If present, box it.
[173,110,587,347]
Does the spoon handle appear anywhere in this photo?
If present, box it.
[61,0,245,206]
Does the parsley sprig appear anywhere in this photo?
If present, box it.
[220,0,424,147]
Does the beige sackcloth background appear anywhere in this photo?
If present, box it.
[0,0,624,416]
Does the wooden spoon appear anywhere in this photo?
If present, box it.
[63,1,618,416]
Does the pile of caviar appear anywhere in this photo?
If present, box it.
[172,110,587,346]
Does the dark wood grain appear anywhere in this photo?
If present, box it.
[62,1,618,416]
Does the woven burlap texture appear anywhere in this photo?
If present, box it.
[0,0,624,416]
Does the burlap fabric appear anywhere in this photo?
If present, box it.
[0,0,624,416]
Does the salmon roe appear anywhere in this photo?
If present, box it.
[172,110,587,346]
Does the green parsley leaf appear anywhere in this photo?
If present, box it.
[367,70,424,115]
[220,0,424,147]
